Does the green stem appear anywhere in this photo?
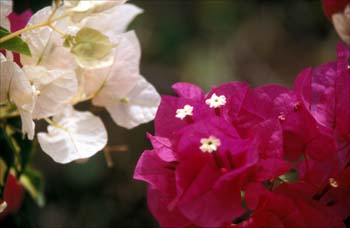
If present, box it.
[0,110,20,120]
[0,13,68,44]
[44,118,67,131]
[0,22,48,43]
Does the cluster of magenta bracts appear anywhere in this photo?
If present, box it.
[134,44,350,228]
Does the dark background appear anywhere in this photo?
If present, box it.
[3,0,339,227]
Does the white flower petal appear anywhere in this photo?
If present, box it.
[79,3,143,36]
[21,7,76,69]
[83,31,140,101]
[0,0,12,30]
[65,0,127,22]
[19,109,35,140]
[0,55,10,105]
[0,53,6,62]
[0,58,34,110]
[0,57,35,139]
[38,106,107,164]
[23,66,78,119]
[105,76,160,129]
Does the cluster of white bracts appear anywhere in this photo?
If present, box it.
[0,1,160,164]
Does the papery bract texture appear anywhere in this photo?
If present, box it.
[21,7,76,70]
[37,106,107,164]
[23,66,78,119]
[135,44,350,227]
[0,54,35,139]
[64,0,127,22]
[79,3,143,37]
[104,76,160,129]
[0,1,12,30]
[243,183,344,228]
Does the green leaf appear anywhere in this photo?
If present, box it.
[20,168,45,207]
[7,118,35,176]
[2,118,34,177]
[0,119,35,197]
[0,26,31,56]
[279,169,299,183]
[70,27,115,68]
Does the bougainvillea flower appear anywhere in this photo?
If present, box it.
[0,54,35,140]
[8,10,32,33]
[21,6,76,70]
[78,3,143,37]
[64,0,127,22]
[294,43,350,172]
[84,31,140,98]
[23,66,78,119]
[154,92,213,138]
[102,76,160,129]
[0,1,12,30]
[37,106,107,163]
[334,44,350,142]
[135,83,294,227]
[294,43,350,137]
[136,118,251,227]
[233,85,289,137]
[206,82,249,124]
[172,82,205,101]
[135,39,350,228]
[147,187,193,228]
[87,32,160,128]
[242,183,344,228]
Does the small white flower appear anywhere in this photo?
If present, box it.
[175,104,193,120]
[205,93,226,108]
[199,136,221,153]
